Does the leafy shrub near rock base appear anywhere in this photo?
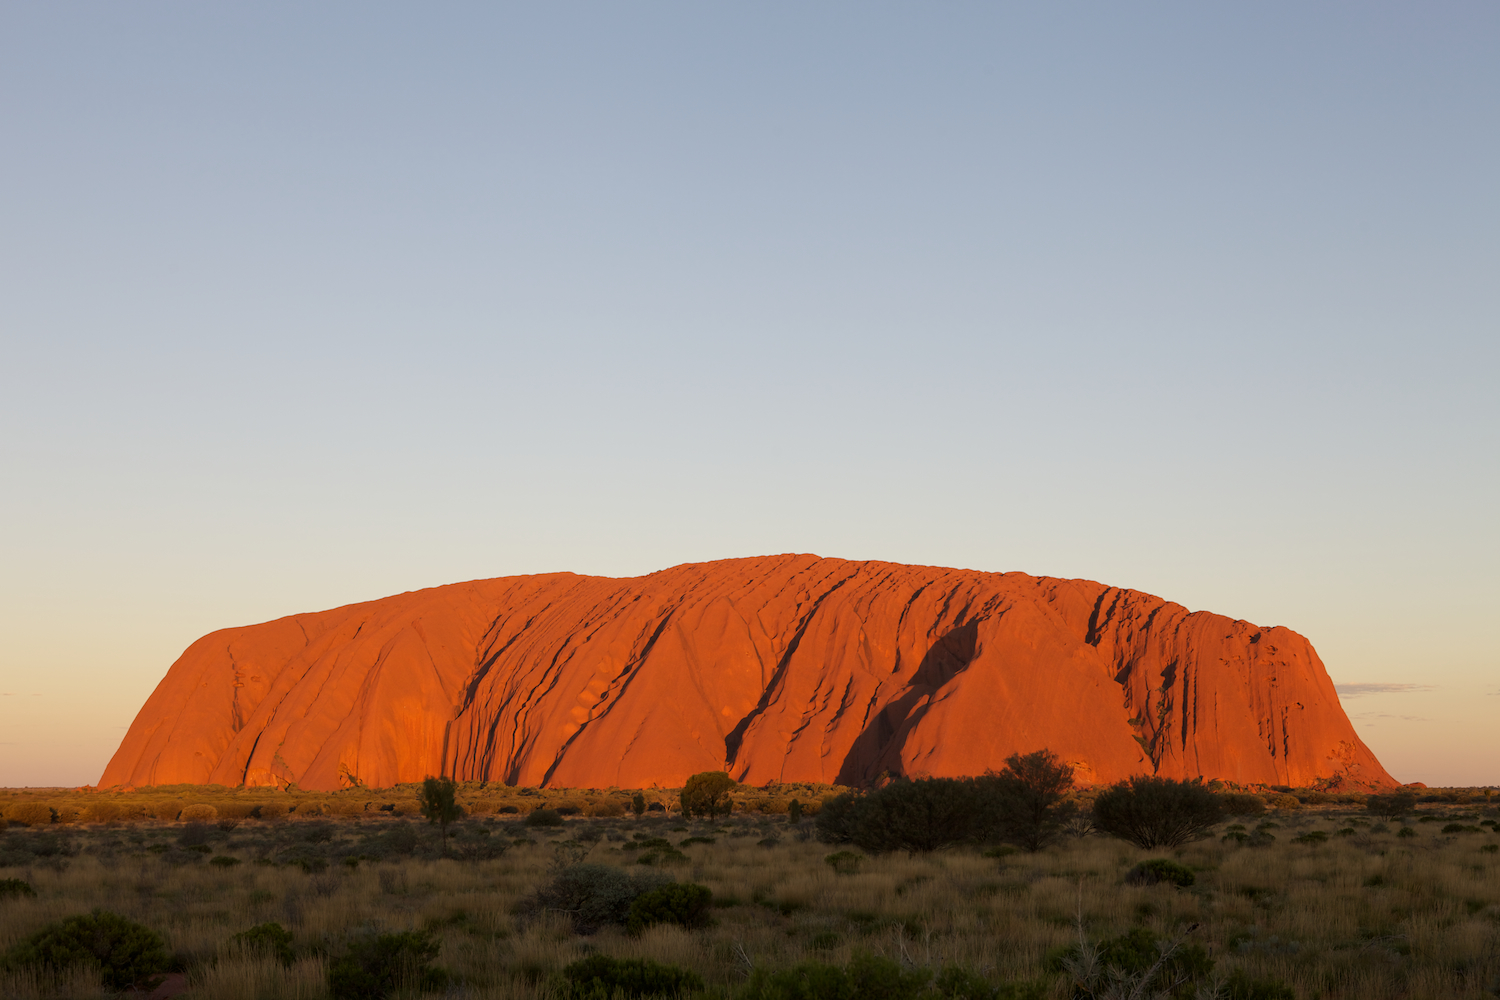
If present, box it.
[1,910,169,990]
[563,955,704,998]
[1092,776,1224,849]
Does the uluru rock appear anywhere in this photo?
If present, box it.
[100,555,1395,791]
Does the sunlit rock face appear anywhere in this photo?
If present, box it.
[100,555,1394,792]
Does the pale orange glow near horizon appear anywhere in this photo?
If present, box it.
[1,5,1495,789]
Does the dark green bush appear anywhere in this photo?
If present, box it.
[327,929,446,1000]
[564,954,704,998]
[816,778,987,854]
[0,878,36,899]
[1223,968,1295,1000]
[232,922,295,965]
[1,909,169,990]
[735,953,1047,1000]
[738,952,932,1000]
[1051,925,1213,999]
[627,882,713,933]
[983,749,1078,852]
[1366,791,1417,819]
[522,864,671,934]
[210,855,240,867]
[1292,830,1329,844]
[1092,776,1224,849]
[527,808,565,828]
[680,771,737,819]
[824,850,864,875]
[813,792,865,845]
[1125,858,1196,887]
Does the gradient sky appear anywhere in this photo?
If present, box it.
[2,4,1496,789]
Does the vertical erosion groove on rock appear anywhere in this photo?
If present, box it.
[100,554,1394,791]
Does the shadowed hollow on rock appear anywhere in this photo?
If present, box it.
[100,554,1394,791]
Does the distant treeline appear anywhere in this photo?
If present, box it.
[0,780,844,826]
[0,777,1490,828]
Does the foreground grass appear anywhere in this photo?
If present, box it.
[1,802,1498,999]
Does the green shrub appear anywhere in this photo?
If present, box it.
[816,778,993,854]
[327,930,446,1000]
[1224,968,1295,1000]
[736,954,1047,1000]
[522,864,670,934]
[1,909,169,990]
[631,792,647,817]
[563,954,703,998]
[0,878,36,900]
[1397,827,1417,839]
[419,776,464,855]
[680,771,737,819]
[1218,793,1266,817]
[526,808,564,828]
[813,792,865,845]
[824,850,864,875]
[1051,925,1213,999]
[232,922,294,965]
[210,855,240,867]
[1092,776,1224,849]
[1366,791,1417,819]
[626,882,714,933]
[738,952,932,1000]
[1292,830,1329,844]
[1480,844,1498,854]
[637,846,689,866]
[788,799,803,823]
[1125,858,1196,887]
[984,749,1078,852]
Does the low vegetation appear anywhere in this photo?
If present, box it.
[0,777,1496,998]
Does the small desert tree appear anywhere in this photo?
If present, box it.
[1092,775,1224,849]
[631,792,647,817]
[680,772,736,819]
[987,749,1077,851]
[419,776,463,856]
[1366,791,1417,820]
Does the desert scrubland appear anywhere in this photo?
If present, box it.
[1,784,1498,999]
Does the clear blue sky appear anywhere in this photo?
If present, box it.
[2,4,1495,787]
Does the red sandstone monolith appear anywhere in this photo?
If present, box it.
[100,555,1395,791]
